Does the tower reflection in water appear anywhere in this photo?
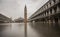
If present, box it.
[0,23,60,37]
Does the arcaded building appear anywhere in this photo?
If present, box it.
[29,0,60,26]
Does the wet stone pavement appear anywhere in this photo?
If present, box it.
[0,22,60,37]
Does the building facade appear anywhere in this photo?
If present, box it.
[29,0,60,26]
[0,14,12,23]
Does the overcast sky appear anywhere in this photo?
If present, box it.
[0,0,48,19]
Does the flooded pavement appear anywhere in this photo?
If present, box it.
[0,23,24,37]
[0,22,60,37]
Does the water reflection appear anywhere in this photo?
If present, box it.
[29,22,60,37]
[0,23,24,37]
[0,23,60,37]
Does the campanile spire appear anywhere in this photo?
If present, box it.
[24,5,27,23]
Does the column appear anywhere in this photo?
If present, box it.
[51,0,54,6]
[48,19,53,27]
[54,18,58,24]
[54,18,59,27]
[52,8,55,14]
[48,3,50,7]
[57,6,60,13]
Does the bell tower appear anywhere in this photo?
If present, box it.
[24,5,27,24]
[24,5,27,37]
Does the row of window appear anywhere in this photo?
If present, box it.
[38,0,60,13]
[41,5,60,17]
